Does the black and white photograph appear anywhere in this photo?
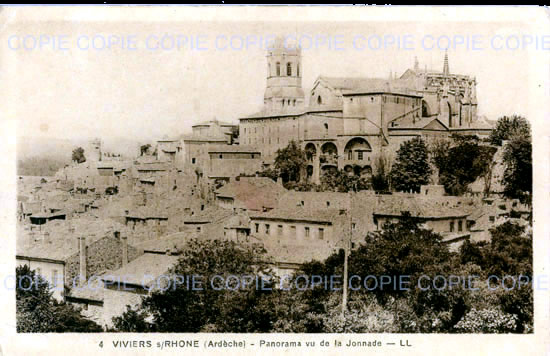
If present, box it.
[1,5,548,355]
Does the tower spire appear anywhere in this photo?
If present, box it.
[443,50,449,76]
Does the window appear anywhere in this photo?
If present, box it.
[305,227,310,237]
[287,62,292,76]
[317,96,322,105]
[358,151,364,160]
[458,220,463,232]
[352,223,356,230]
[191,158,196,164]
[301,201,305,206]
[348,151,352,160]
[326,201,330,207]
[318,228,324,240]
[255,223,259,233]
[450,221,455,232]
[276,62,281,76]
[489,216,495,223]
[278,225,283,236]
[219,154,223,159]
[52,269,58,287]
[197,226,202,233]
[297,63,300,77]
[290,225,296,236]
[265,224,270,235]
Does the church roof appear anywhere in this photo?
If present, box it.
[317,76,419,96]
[390,116,448,130]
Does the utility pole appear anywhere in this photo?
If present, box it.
[342,186,355,316]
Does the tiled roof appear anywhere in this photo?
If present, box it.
[391,116,448,130]
[183,206,234,224]
[252,207,345,224]
[136,232,191,253]
[135,162,171,171]
[262,240,340,265]
[102,253,180,287]
[207,145,260,153]
[318,76,419,96]
[192,119,236,127]
[215,177,287,211]
[243,108,305,119]
[374,195,474,218]
[17,218,127,261]
[181,133,228,142]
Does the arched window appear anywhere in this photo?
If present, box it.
[317,96,322,105]
[276,62,281,76]
[287,62,292,76]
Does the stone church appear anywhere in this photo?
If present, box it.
[239,37,493,184]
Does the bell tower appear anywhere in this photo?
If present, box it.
[264,36,305,113]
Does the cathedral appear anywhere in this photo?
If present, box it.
[239,37,493,184]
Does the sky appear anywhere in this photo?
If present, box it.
[1,7,544,144]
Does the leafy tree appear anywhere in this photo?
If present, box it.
[71,147,86,164]
[112,239,276,332]
[453,308,518,333]
[458,221,533,332]
[502,135,532,203]
[140,144,152,156]
[320,169,370,192]
[431,135,496,196]
[489,115,531,146]
[390,137,432,193]
[274,141,307,183]
[16,265,102,332]
[111,306,153,332]
[371,155,390,193]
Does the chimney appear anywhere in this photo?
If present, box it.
[78,236,87,283]
[121,234,128,266]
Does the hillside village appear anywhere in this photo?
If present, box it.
[16,38,532,328]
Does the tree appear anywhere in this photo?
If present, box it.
[431,135,496,196]
[502,135,532,203]
[320,169,369,192]
[71,147,86,164]
[112,239,277,332]
[140,144,152,156]
[489,115,531,146]
[274,140,307,183]
[390,137,432,193]
[458,221,533,332]
[371,155,390,193]
[16,265,102,332]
